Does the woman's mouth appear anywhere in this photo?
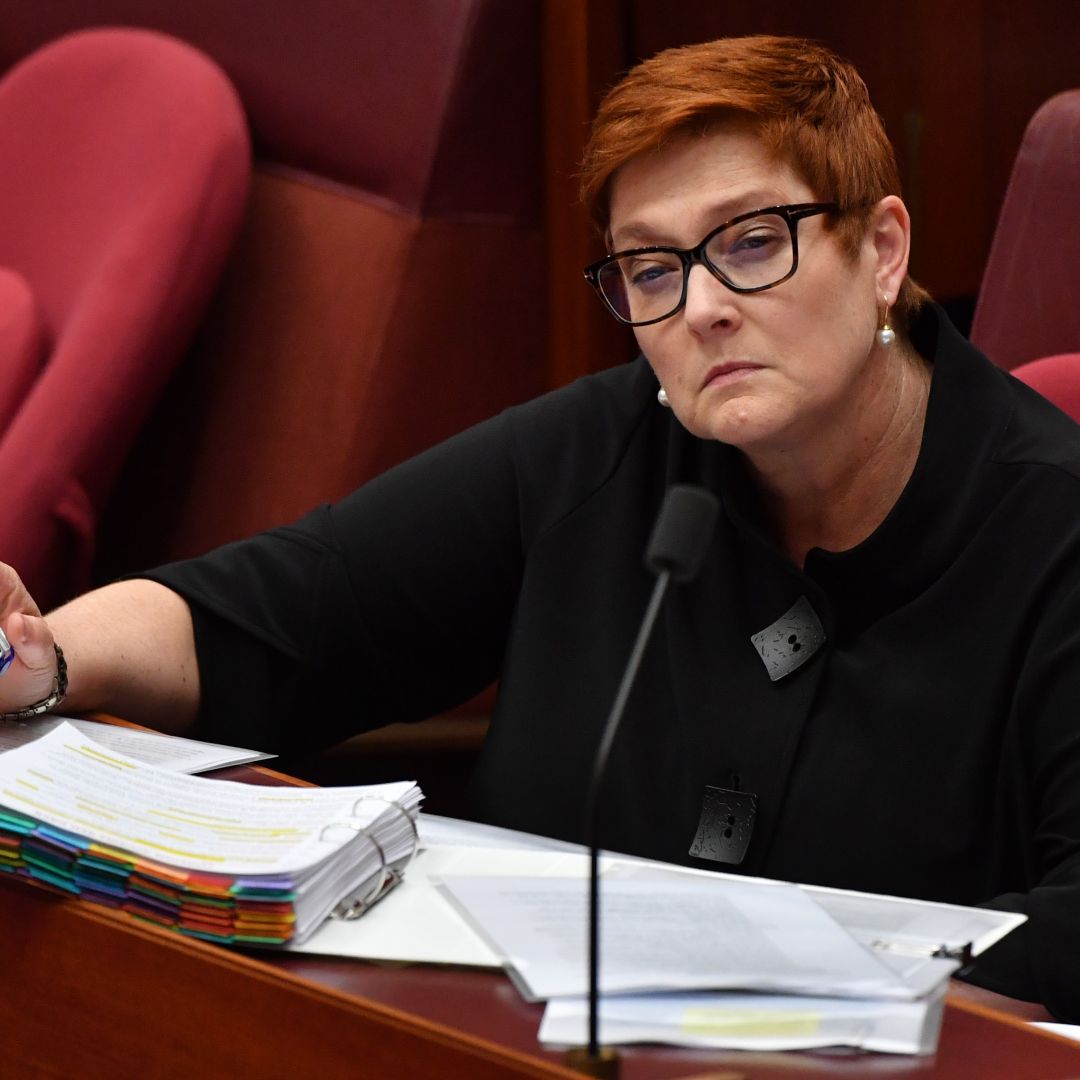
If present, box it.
[702,362,764,389]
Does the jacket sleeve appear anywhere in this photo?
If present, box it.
[139,361,656,756]
[142,409,526,754]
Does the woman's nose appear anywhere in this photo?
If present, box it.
[682,264,742,336]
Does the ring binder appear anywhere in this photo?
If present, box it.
[0,721,423,947]
[323,794,420,922]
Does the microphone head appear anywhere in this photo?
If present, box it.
[645,484,719,582]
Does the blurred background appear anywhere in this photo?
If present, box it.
[1,0,1076,579]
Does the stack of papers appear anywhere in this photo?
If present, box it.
[436,870,958,1055]
[0,722,420,944]
[290,815,1025,1056]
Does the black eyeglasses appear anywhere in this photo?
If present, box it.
[583,202,839,327]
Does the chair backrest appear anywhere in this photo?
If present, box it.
[971,90,1080,370]
[1010,353,1080,420]
[0,27,249,607]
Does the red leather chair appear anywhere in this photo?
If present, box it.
[971,90,1080,370]
[0,27,249,608]
[1011,353,1080,420]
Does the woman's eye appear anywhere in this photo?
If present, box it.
[628,260,679,290]
[731,230,780,253]
[632,265,671,285]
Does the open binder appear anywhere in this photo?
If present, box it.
[0,722,421,944]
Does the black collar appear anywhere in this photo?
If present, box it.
[677,304,1020,639]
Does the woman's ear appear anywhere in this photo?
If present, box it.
[869,195,911,303]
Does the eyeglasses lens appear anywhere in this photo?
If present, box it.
[598,212,796,325]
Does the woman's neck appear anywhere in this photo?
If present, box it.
[745,344,933,566]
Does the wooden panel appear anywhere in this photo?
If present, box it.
[542,0,637,387]
[978,0,1080,288]
[97,168,545,575]
[0,877,580,1080]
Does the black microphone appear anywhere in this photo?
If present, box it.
[566,484,719,1078]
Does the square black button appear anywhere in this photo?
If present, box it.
[689,786,758,865]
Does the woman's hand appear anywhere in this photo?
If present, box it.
[0,563,61,713]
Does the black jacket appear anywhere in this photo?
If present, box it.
[149,305,1080,1019]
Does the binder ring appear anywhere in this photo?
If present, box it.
[350,794,419,876]
[321,795,419,921]
[321,822,394,921]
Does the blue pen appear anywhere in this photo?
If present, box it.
[0,627,14,676]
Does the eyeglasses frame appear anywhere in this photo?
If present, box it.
[583,202,840,327]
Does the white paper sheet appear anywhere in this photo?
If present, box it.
[800,884,1025,959]
[0,715,274,773]
[436,872,932,1002]
[609,857,1026,960]
[293,846,597,966]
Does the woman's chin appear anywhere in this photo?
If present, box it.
[678,402,792,452]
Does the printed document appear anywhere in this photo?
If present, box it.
[436,872,952,1001]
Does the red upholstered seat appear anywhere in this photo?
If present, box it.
[0,28,249,608]
[1011,354,1080,421]
[0,267,46,433]
[971,90,1080,370]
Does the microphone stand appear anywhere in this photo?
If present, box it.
[564,484,718,1079]
[565,569,672,1079]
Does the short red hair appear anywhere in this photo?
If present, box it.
[580,36,928,322]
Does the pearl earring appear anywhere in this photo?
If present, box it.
[657,387,671,407]
[877,294,895,347]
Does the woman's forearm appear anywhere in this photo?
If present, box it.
[45,579,200,733]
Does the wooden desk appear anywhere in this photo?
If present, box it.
[4,763,1080,1079]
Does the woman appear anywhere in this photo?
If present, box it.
[2,36,1080,1018]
